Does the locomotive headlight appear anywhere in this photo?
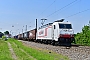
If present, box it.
[71,34,74,37]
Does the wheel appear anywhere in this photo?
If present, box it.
[46,40,48,45]
[66,43,71,47]
[51,40,55,46]
[40,39,43,44]
[35,39,37,43]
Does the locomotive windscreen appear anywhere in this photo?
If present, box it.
[59,24,72,29]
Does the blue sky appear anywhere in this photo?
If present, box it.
[0,0,90,35]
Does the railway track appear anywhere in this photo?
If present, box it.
[19,40,90,60]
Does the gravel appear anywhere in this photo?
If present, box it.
[19,40,90,60]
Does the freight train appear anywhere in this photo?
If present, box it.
[14,19,75,46]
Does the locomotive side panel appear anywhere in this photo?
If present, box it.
[37,26,52,40]
[37,28,45,39]
[45,26,52,39]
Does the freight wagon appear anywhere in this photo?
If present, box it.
[29,29,36,41]
[21,33,24,40]
[23,31,29,40]
[14,35,18,39]
[18,34,22,40]
[18,29,36,41]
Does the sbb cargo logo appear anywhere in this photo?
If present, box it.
[39,30,44,35]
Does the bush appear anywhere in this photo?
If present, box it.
[75,25,90,46]
[2,36,7,41]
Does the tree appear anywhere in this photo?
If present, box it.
[82,25,89,34]
[75,25,90,45]
[4,31,9,35]
[0,32,4,38]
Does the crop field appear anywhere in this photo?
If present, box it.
[0,38,69,60]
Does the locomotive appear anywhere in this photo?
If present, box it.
[36,19,75,46]
[14,19,75,46]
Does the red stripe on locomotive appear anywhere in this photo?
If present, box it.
[38,26,52,37]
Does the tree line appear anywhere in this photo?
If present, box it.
[75,25,90,45]
[0,31,9,38]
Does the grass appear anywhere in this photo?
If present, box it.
[8,38,69,60]
[9,40,35,60]
[0,40,13,60]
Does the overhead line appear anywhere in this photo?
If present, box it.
[38,0,56,17]
[41,0,56,14]
[46,0,78,18]
[66,9,90,18]
[55,0,81,16]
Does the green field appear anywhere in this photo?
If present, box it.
[0,40,13,60]
[0,39,69,60]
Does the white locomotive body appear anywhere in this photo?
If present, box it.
[36,20,75,46]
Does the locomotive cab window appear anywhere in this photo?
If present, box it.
[54,25,56,29]
[59,24,72,29]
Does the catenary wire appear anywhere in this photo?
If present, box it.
[37,0,57,18]
[66,9,90,18]
[41,0,57,14]
[45,0,78,18]
[53,0,81,17]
